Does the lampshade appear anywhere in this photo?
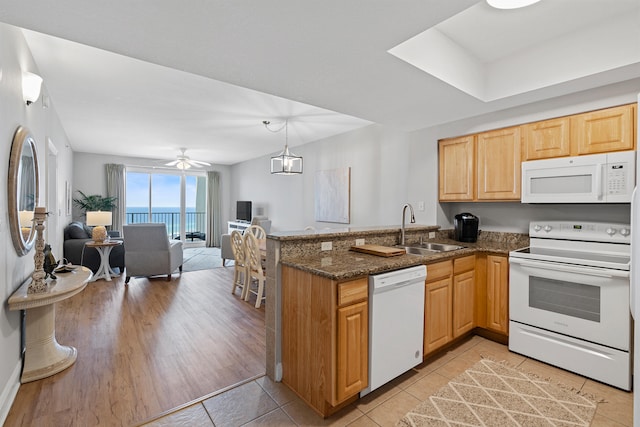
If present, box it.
[487,0,540,9]
[19,210,34,227]
[86,211,112,243]
[86,211,113,226]
[22,72,43,105]
[265,119,303,175]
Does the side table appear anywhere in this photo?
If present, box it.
[86,240,123,281]
[8,266,92,382]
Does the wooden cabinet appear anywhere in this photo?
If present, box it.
[424,255,475,356]
[336,301,368,402]
[572,104,636,155]
[522,117,571,160]
[441,103,636,201]
[438,135,475,201]
[424,275,452,354]
[453,256,475,337]
[522,103,636,160]
[475,254,509,337]
[439,128,520,202]
[476,127,521,200]
[281,267,368,416]
[485,255,509,334]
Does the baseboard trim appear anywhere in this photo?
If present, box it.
[0,361,21,425]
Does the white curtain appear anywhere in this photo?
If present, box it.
[106,163,126,232]
[206,171,221,247]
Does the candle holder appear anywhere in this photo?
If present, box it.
[28,207,48,293]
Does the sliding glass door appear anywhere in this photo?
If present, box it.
[126,169,207,246]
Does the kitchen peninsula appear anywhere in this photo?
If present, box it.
[264,225,528,417]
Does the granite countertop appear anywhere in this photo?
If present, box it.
[268,224,439,241]
[280,234,529,281]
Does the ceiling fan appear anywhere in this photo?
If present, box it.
[164,148,211,170]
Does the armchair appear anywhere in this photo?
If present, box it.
[122,223,183,284]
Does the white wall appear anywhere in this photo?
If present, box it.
[231,80,640,234]
[230,124,415,231]
[0,23,74,424]
[73,152,232,224]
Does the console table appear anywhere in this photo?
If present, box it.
[8,267,92,382]
[228,220,251,234]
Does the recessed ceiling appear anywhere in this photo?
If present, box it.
[1,0,639,166]
[389,0,640,101]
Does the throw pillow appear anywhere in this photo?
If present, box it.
[67,223,89,239]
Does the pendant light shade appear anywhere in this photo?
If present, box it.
[265,119,303,175]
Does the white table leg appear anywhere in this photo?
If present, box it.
[91,246,118,281]
[22,303,77,383]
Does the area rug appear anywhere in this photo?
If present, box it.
[182,246,224,271]
[397,359,598,427]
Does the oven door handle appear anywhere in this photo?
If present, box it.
[509,257,630,278]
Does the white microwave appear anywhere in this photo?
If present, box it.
[521,151,636,203]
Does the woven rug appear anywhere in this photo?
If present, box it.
[182,246,223,271]
[397,359,598,426]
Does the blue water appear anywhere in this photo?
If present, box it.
[125,207,204,235]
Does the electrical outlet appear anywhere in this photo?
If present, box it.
[429,232,435,239]
[418,201,425,211]
[321,241,333,251]
[355,238,365,246]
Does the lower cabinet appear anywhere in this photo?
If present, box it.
[424,255,476,356]
[475,254,509,336]
[281,266,368,417]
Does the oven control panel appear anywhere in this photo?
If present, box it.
[529,221,631,243]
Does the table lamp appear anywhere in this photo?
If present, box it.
[86,211,112,243]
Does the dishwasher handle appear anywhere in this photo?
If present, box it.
[372,277,425,294]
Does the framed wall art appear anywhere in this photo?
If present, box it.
[314,167,350,224]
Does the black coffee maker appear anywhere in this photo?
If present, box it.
[454,213,479,243]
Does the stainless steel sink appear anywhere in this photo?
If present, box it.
[396,242,465,255]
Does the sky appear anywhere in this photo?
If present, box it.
[126,172,199,209]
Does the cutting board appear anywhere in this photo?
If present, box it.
[350,244,406,257]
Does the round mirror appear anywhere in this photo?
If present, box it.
[8,126,39,256]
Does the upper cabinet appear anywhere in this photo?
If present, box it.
[522,103,636,161]
[477,127,521,201]
[522,117,571,161]
[438,135,475,201]
[440,103,637,201]
[439,128,521,202]
[572,104,635,155]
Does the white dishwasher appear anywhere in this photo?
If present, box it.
[361,264,426,396]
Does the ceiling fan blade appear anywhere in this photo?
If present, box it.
[165,160,180,166]
[190,160,212,166]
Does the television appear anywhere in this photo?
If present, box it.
[236,201,252,222]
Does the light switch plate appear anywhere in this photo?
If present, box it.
[355,238,365,246]
[418,201,425,211]
[429,232,435,238]
[321,241,332,251]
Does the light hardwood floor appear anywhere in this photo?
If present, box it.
[5,268,265,426]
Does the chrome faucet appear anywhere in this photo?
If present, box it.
[400,203,416,246]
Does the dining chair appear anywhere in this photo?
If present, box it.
[244,232,266,308]
[230,230,248,298]
[244,224,266,240]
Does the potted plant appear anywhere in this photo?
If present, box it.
[72,190,117,213]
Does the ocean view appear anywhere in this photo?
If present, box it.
[125,206,205,236]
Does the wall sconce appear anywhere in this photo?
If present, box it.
[22,71,43,106]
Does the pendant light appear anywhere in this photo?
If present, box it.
[264,119,303,175]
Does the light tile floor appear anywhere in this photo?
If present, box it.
[139,336,633,426]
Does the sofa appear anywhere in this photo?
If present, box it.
[63,221,125,273]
